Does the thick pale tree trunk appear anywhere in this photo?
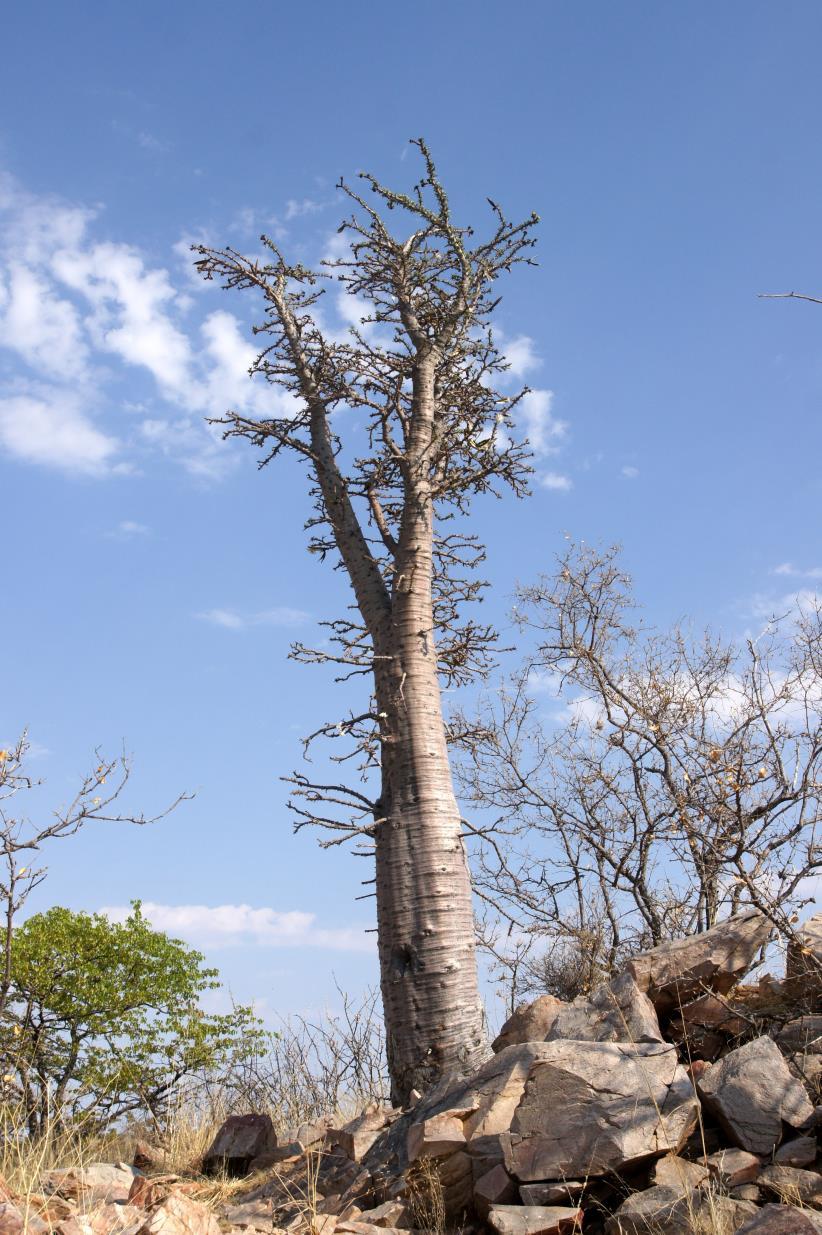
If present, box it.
[370,363,489,1103]
[374,658,488,1105]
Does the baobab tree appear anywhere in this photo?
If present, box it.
[195,141,538,1103]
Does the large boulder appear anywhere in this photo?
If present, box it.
[202,1114,277,1176]
[502,1040,698,1181]
[492,997,564,1053]
[696,1036,815,1154]
[545,972,662,1044]
[626,911,772,1012]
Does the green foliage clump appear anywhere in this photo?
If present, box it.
[2,902,262,1137]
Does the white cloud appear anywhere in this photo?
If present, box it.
[197,606,310,630]
[100,901,374,952]
[502,334,541,379]
[520,389,566,456]
[772,562,822,580]
[0,264,88,378]
[540,471,573,492]
[284,197,322,221]
[137,131,169,153]
[0,391,120,476]
[109,519,149,537]
[621,465,640,479]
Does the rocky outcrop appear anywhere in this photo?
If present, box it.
[626,910,772,1012]
[12,910,822,1235]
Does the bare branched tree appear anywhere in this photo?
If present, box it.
[454,543,821,1002]
[0,731,189,1016]
[194,140,539,1102]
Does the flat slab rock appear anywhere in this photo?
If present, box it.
[626,910,772,1012]
[503,1040,698,1181]
[487,1204,583,1235]
[697,1035,815,1154]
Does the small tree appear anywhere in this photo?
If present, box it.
[0,734,187,1018]
[195,141,539,1102]
[455,543,821,1001]
[1,903,262,1138]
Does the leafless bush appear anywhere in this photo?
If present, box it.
[455,542,821,1004]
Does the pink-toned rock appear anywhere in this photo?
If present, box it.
[487,1204,582,1235]
[651,1155,709,1190]
[606,1189,757,1234]
[203,1114,277,1176]
[128,1177,201,1211]
[775,1136,817,1167]
[333,1107,393,1163]
[406,1112,465,1162]
[492,997,564,1053]
[351,1201,409,1228]
[221,1197,282,1230]
[787,913,822,1009]
[668,993,748,1059]
[736,1205,822,1233]
[473,1164,516,1216]
[136,1192,222,1235]
[697,1036,815,1154]
[503,1040,698,1181]
[626,911,772,1012]
[518,1182,585,1206]
[45,1165,137,1207]
[706,1148,762,1187]
[86,1203,143,1235]
[0,1201,48,1235]
[132,1142,168,1173]
[545,972,662,1045]
[758,1164,822,1208]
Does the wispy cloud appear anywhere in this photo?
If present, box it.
[540,471,573,492]
[108,519,149,538]
[100,901,375,952]
[771,562,822,580]
[284,197,323,221]
[519,389,567,457]
[621,465,640,479]
[197,606,310,631]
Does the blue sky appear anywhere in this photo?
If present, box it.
[1,2,820,1026]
